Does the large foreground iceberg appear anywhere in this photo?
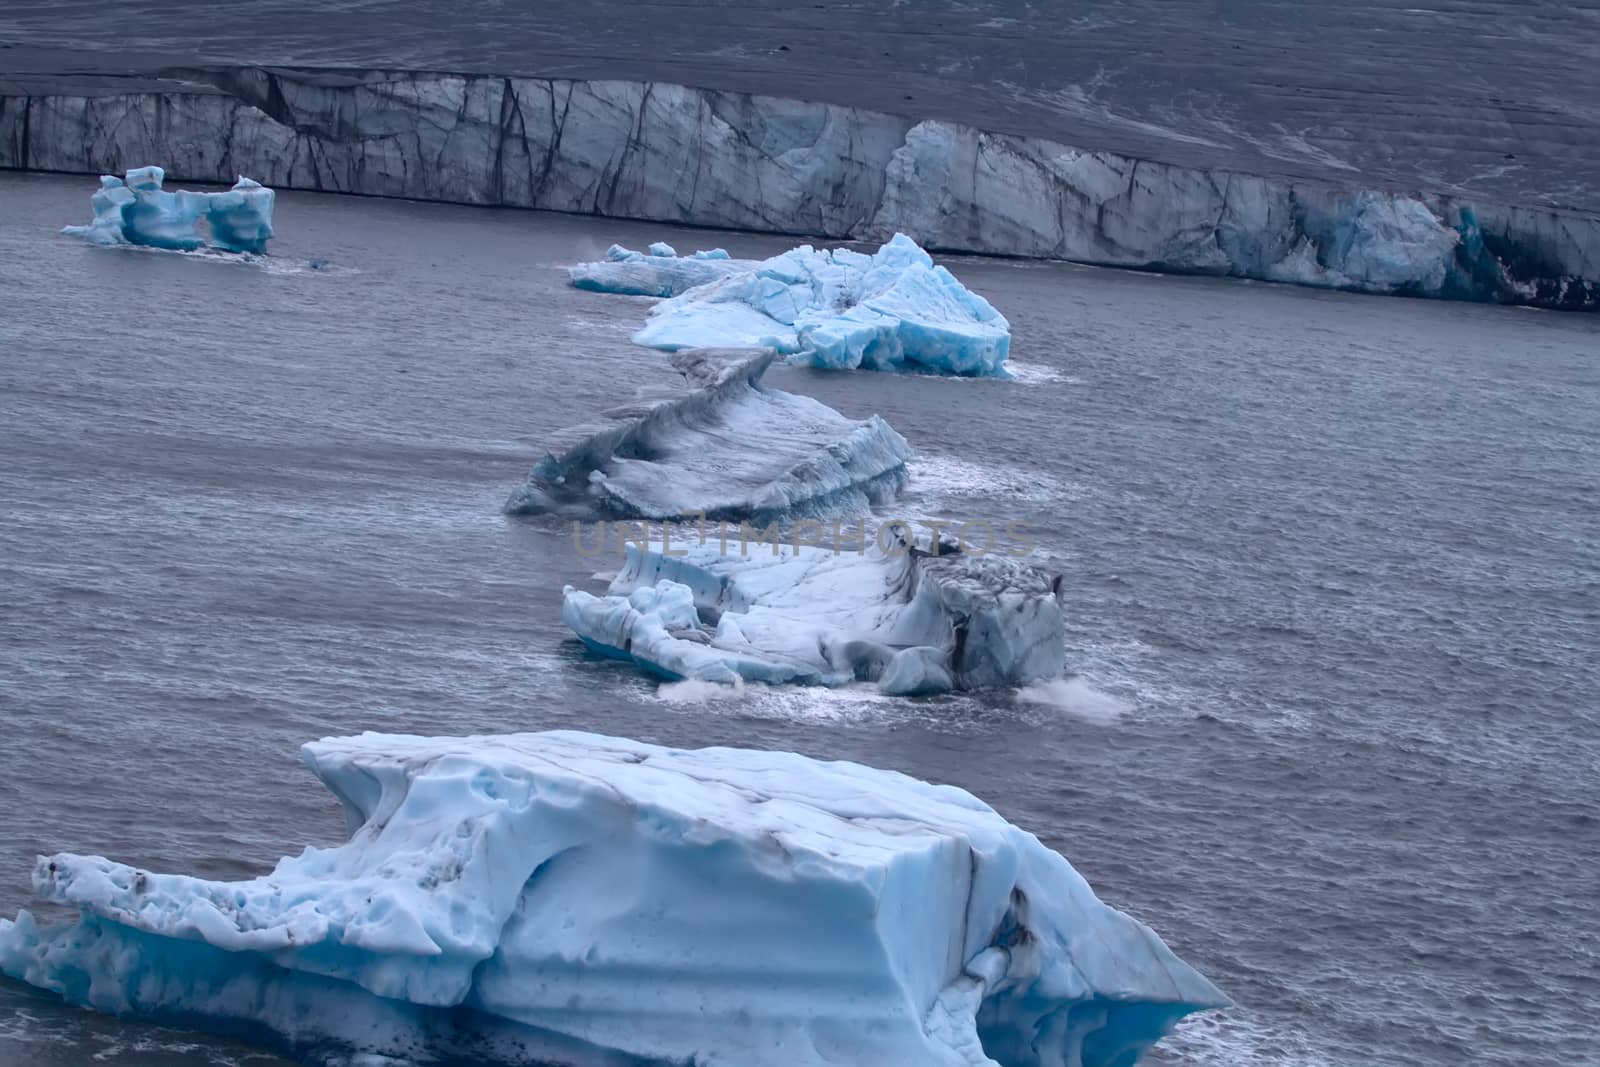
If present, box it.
[631,234,1013,376]
[564,534,1064,694]
[64,165,275,254]
[569,242,756,296]
[504,348,912,521]
[0,730,1227,1066]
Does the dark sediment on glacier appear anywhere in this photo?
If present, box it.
[2,65,1597,309]
[3,2,1595,212]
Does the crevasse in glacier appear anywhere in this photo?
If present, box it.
[503,348,912,521]
[11,71,1596,308]
[0,730,1227,1067]
[626,234,1013,376]
[64,166,275,254]
[569,242,755,297]
[563,532,1065,693]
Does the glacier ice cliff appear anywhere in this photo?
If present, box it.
[3,67,1596,309]
[0,730,1227,1066]
[564,533,1065,694]
[569,243,754,297]
[630,234,1012,376]
[63,165,275,253]
[503,348,912,521]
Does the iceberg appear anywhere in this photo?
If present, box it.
[563,533,1065,693]
[64,166,275,254]
[633,234,1013,376]
[569,242,756,297]
[0,730,1227,1066]
[504,348,912,521]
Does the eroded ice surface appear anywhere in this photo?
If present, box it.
[504,348,912,521]
[0,731,1227,1067]
[64,166,275,254]
[564,534,1065,693]
[633,234,1013,376]
[569,243,754,297]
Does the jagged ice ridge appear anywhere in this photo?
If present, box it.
[503,348,912,521]
[563,534,1066,694]
[619,234,1013,376]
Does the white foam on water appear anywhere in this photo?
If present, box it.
[1016,676,1131,724]
[1004,360,1078,385]
[656,677,747,704]
[654,677,946,726]
[82,243,357,276]
[903,454,1090,508]
[256,256,358,277]
[1056,636,1247,725]
[1153,1010,1338,1067]
[564,309,651,332]
[0,1007,71,1048]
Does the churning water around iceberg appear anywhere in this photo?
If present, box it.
[0,172,1597,1066]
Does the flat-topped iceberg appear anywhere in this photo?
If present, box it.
[505,348,912,521]
[630,234,1012,376]
[569,242,755,296]
[64,165,275,254]
[564,533,1064,693]
[0,730,1226,1066]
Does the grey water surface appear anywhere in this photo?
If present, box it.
[0,173,1597,1066]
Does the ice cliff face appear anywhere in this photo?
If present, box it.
[4,67,1596,308]
[875,122,1600,307]
[0,730,1225,1067]
[63,165,274,253]
[564,535,1066,694]
[504,348,912,521]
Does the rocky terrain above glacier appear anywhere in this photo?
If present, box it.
[2,1,1596,211]
[3,4,1597,308]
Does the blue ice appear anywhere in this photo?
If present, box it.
[0,731,1226,1066]
[64,166,275,254]
[633,234,1012,376]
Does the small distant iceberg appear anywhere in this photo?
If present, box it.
[571,234,1012,376]
[64,165,275,254]
[504,347,912,521]
[564,532,1065,694]
[568,242,755,296]
[0,730,1226,1066]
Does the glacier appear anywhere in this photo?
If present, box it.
[569,243,755,297]
[563,532,1065,693]
[5,68,1595,309]
[0,730,1227,1066]
[63,165,275,254]
[631,234,1013,376]
[503,348,912,521]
